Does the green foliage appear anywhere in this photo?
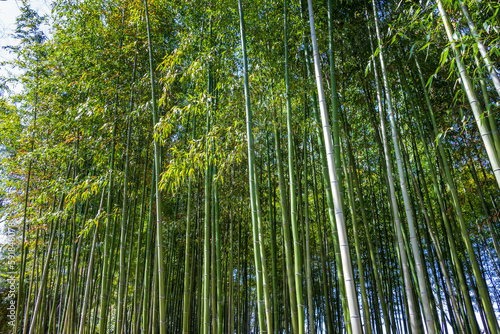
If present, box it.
[0,99,21,157]
[3,0,500,332]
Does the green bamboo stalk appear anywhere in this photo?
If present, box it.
[371,2,436,331]
[78,185,106,334]
[366,15,420,333]
[415,51,497,332]
[215,169,223,334]
[407,130,466,333]
[15,159,33,334]
[22,228,39,334]
[15,45,40,333]
[436,0,500,191]
[283,1,304,332]
[342,134,372,334]
[271,110,299,333]
[300,7,350,327]
[397,61,466,332]
[202,63,213,334]
[468,157,500,263]
[131,152,149,334]
[253,161,274,334]
[311,151,334,334]
[411,54,480,334]
[96,15,127,329]
[211,155,217,334]
[302,130,315,334]
[237,0,267,331]
[143,1,167,332]
[182,113,196,334]
[473,52,500,168]
[97,115,117,333]
[122,191,138,332]
[266,130,279,334]
[151,239,158,333]
[228,174,235,334]
[28,163,72,334]
[346,119,392,333]
[29,201,65,333]
[142,167,156,334]
[307,1,362,332]
[327,0,342,197]
[116,53,137,334]
[46,191,67,334]
[458,0,500,98]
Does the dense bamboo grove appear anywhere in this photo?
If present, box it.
[1,0,500,333]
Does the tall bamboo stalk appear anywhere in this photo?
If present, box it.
[436,0,500,191]
[414,51,498,333]
[366,15,420,333]
[457,0,500,98]
[272,108,299,334]
[237,0,267,331]
[371,0,436,332]
[342,133,373,334]
[116,52,137,334]
[302,129,315,334]
[182,113,196,334]
[284,1,305,332]
[29,170,70,334]
[144,1,167,331]
[307,1,362,332]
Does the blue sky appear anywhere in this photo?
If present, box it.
[0,1,51,244]
[0,0,51,95]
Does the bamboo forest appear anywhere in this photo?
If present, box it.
[2,0,500,332]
